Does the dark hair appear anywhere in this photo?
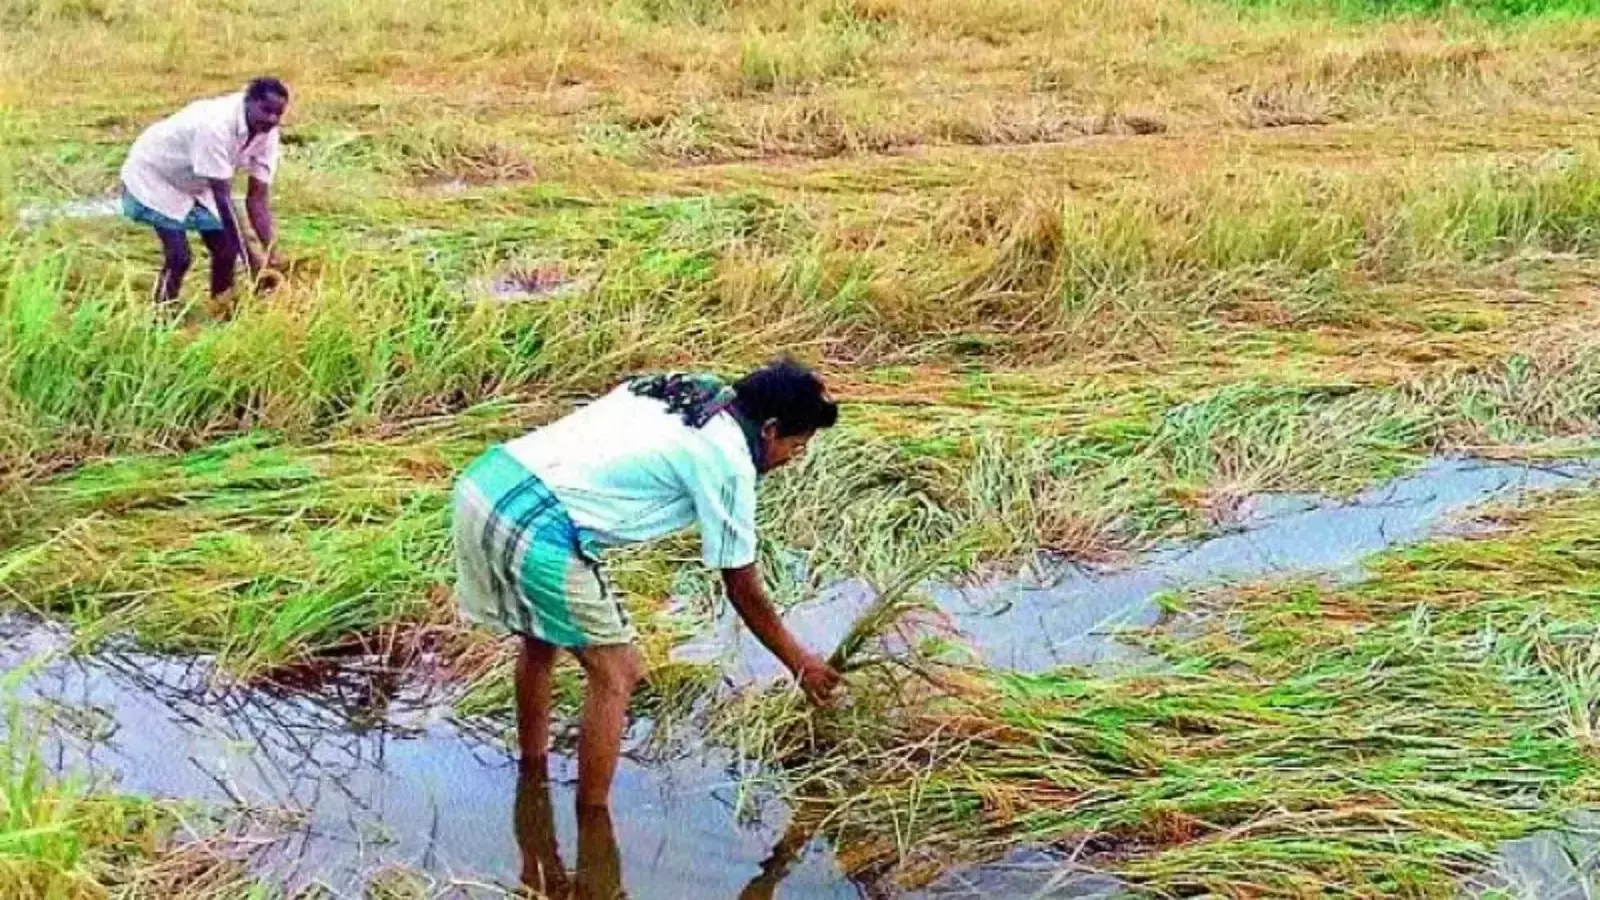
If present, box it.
[732,357,838,437]
[246,77,290,103]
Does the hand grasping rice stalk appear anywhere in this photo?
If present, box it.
[826,537,979,676]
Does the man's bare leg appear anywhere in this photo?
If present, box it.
[516,636,560,776]
[570,643,643,809]
[199,228,240,298]
[152,227,191,304]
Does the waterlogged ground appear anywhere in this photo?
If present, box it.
[683,456,1600,679]
[3,455,1597,897]
[1,615,856,898]
[7,0,1600,896]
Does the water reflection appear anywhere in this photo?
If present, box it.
[8,454,1598,896]
[739,822,818,900]
[0,616,862,898]
[514,770,819,900]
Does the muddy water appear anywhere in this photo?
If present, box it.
[1,618,858,897]
[684,456,1600,681]
[6,454,1598,897]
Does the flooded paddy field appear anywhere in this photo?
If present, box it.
[5,454,1599,896]
[8,0,1600,896]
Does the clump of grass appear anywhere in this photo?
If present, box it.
[381,124,540,185]
[1422,345,1600,446]
[825,541,967,674]
[736,22,878,95]
[0,433,467,674]
[0,701,224,898]
[0,0,124,27]
[620,0,731,26]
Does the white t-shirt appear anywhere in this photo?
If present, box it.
[121,92,281,222]
[506,386,760,570]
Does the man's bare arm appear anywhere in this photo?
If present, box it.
[206,179,259,274]
[722,564,839,703]
[245,177,277,264]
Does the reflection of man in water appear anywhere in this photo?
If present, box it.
[453,358,841,808]
[515,772,812,900]
[516,772,623,900]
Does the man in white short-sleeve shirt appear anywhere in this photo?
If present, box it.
[120,77,289,304]
[452,357,842,808]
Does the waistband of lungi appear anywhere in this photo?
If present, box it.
[459,446,592,556]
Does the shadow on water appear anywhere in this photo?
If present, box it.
[4,454,1599,897]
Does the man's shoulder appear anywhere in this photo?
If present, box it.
[174,93,244,130]
[694,416,757,483]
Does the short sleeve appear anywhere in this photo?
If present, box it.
[689,468,758,570]
[245,131,280,184]
[190,117,236,181]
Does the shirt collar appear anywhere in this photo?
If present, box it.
[233,93,250,142]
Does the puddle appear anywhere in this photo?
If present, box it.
[469,264,592,303]
[0,617,860,898]
[1467,812,1600,899]
[17,196,121,228]
[682,455,1600,679]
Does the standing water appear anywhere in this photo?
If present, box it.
[5,455,1599,896]
[16,196,122,228]
[683,456,1600,681]
[1,615,858,897]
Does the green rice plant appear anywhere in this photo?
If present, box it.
[620,0,731,25]
[1421,346,1600,446]
[1147,381,1431,496]
[0,434,465,673]
[373,123,540,184]
[0,700,224,898]
[4,154,1600,480]
[8,335,1590,680]
[825,540,965,673]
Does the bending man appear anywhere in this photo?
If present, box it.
[120,77,288,304]
[453,358,842,808]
